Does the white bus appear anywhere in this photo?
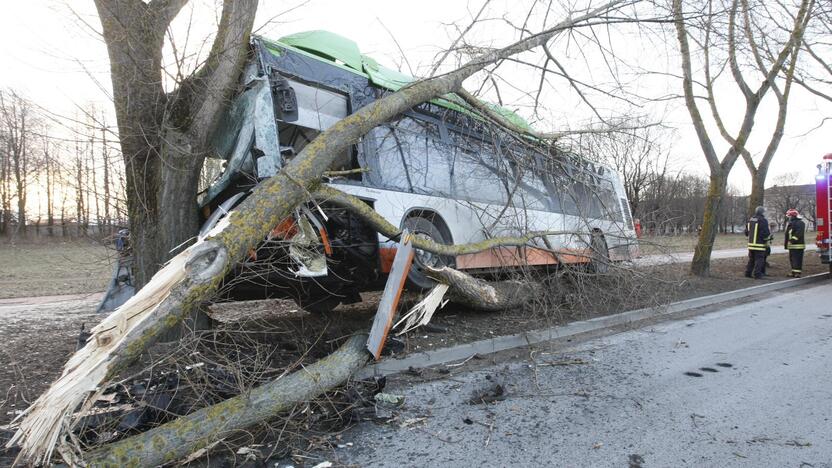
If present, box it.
[201,31,638,312]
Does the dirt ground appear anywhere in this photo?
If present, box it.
[0,240,113,299]
[0,251,828,464]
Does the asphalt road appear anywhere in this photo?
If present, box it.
[322,282,832,467]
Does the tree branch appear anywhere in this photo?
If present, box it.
[672,0,720,174]
[80,334,370,467]
[179,0,258,147]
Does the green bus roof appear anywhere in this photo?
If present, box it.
[265,30,533,132]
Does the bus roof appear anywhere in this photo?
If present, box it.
[264,30,534,132]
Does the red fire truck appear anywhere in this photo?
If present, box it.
[817,153,832,274]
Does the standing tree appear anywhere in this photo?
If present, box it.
[0,90,43,239]
[672,0,812,275]
[94,0,259,285]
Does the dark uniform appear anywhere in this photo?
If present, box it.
[763,231,774,275]
[745,213,770,279]
[785,217,806,277]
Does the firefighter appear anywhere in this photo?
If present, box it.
[745,206,770,279]
[784,208,806,277]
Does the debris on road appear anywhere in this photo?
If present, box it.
[467,383,506,405]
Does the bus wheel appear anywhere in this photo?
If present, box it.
[404,216,453,290]
[589,232,610,274]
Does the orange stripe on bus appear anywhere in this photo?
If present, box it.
[455,246,593,269]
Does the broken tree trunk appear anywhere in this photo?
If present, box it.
[9,4,628,463]
[425,266,543,311]
[78,334,369,467]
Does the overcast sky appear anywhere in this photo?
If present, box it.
[1,0,829,195]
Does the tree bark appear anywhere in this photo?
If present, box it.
[746,168,767,217]
[690,172,728,276]
[425,266,542,311]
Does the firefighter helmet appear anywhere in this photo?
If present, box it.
[786,208,799,218]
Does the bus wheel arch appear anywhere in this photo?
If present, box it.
[403,208,454,245]
[401,209,455,290]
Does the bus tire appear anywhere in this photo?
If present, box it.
[589,232,610,274]
[403,216,454,290]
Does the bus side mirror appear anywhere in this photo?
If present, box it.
[270,72,298,122]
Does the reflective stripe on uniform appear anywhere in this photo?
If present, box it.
[787,244,805,249]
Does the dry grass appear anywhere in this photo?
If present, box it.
[0,241,114,299]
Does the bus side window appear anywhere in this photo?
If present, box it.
[373,125,413,192]
[504,148,551,212]
[562,180,588,216]
[450,132,510,204]
[395,116,452,196]
[536,156,563,213]
[598,185,623,222]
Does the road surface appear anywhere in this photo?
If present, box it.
[322,281,832,467]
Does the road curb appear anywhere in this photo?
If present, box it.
[357,272,829,379]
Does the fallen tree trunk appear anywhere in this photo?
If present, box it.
[424,266,543,311]
[78,334,370,467]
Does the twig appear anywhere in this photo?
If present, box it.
[323,167,370,178]
[445,354,477,368]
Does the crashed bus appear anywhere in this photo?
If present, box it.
[200,30,638,312]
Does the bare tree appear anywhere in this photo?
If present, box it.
[0,116,10,235]
[575,121,672,219]
[93,0,259,286]
[0,91,33,237]
[793,1,832,105]
[737,1,806,217]
[672,0,812,276]
[101,120,112,231]
[43,138,55,236]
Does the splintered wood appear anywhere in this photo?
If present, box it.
[367,232,414,360]
[395,284,449,335]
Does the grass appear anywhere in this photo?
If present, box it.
[0,240,114,299]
